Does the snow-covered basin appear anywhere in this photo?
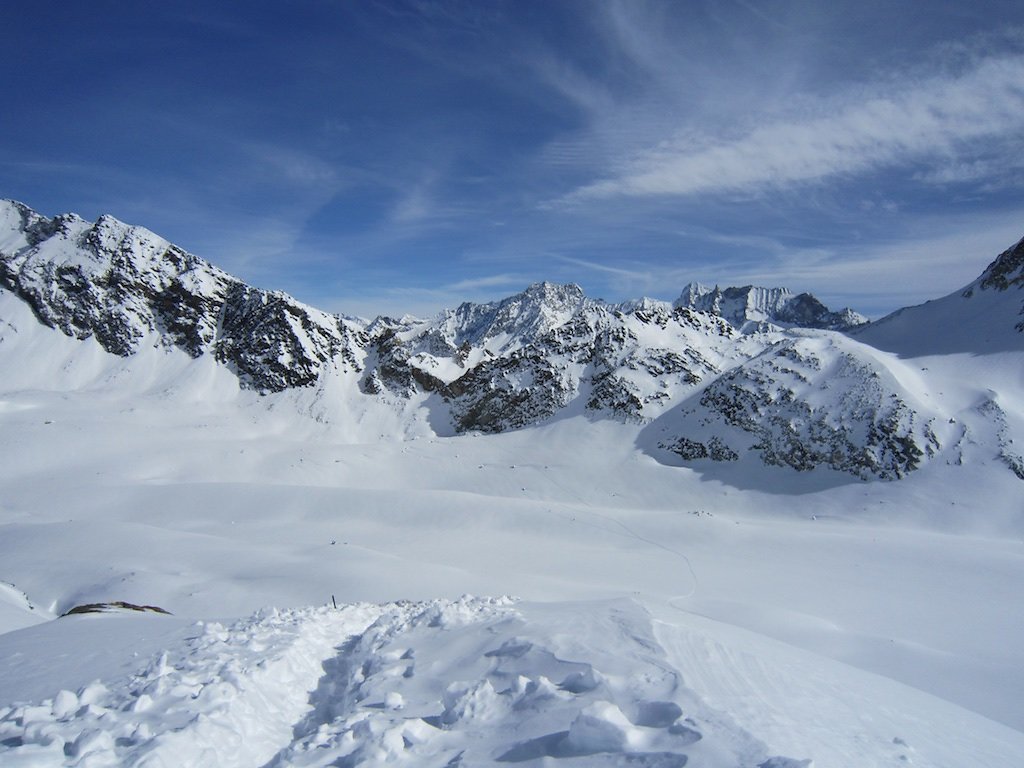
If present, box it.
[1,334,1024,762]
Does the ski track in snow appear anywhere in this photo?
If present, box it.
[653,610,1024,768]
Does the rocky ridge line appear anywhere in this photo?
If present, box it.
[3,199,1021,482]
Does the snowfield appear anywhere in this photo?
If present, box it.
[1,325,1023,766]
[2,206,1024,765]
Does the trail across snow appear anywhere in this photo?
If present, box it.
[4,597,1023,767]
[0,603,383,767]
[0,597,812,768]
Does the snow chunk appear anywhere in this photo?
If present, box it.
[565,700,645,753]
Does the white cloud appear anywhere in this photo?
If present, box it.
[391,185,434,224]
[321,274,537,320]
[554,255,650,281]
[239,141,340,188]
[442,273,528,292]
[563,53,1024,201]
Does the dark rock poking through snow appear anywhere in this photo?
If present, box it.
[2,199,1022,482]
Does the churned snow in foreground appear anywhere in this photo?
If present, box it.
[3,597,1022,768]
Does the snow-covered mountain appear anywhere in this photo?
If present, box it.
[4,199,1024,766]
[0,200,367,393]
[854,234,1024,355]
[651,333,938,480]
[2,199,1022,484]
[674,282,867,332]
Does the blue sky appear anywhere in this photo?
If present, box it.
[4,1,1024,318]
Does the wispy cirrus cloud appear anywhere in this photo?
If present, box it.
[552,254,657,292]
[442,273,528,292]
[321,272,536,320]
[643,211,1024,316]
[562,52,1024,202]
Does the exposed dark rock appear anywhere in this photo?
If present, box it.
[0,201,365,390]
[62,601,172,617]
[978,236,1024,291]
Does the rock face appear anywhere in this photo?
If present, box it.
[977,235,1024,293]
[393,298,741,433]
[674,283,867,332]
[972,235,1024,333]
[2,199,1021,482]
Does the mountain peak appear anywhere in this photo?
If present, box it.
[673,282,863,332]
[438,281,591,352]
[0,201,364,388]
[524,280,581,296]
[4,199,1024,485]
[977,235,1024,292]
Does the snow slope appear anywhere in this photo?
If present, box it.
[1,359,1023,764]
[855,234,1024,356]
[2,201,1024,766]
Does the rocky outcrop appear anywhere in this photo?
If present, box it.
[977,235,1024,292]
[675,283,866,332]
[659,337,937,479]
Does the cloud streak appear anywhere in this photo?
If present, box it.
[564,52,1024,201]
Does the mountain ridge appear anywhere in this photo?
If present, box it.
[2,198,1022,483]
[674,282,867,332]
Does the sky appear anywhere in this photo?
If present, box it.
[4,0,1024,319]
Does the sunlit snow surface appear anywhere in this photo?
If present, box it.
[1,290,1024,766]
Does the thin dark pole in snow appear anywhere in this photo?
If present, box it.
[332,594,337,609]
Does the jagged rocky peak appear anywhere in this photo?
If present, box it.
[4,199,1024,483]
[614,296,673,315]
[675,282,793,326]
[440,281,591,350]
[976,235,1024,292]
[674,281,866,332]
[0,198,48,242]
[0,200,365,391]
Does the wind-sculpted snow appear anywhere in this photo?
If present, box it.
[856,235,1024,356]
[0,597,816,767]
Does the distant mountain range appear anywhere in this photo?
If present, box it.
[2,199,1022,482]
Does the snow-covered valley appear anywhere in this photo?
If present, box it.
[1,202,1024,766]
